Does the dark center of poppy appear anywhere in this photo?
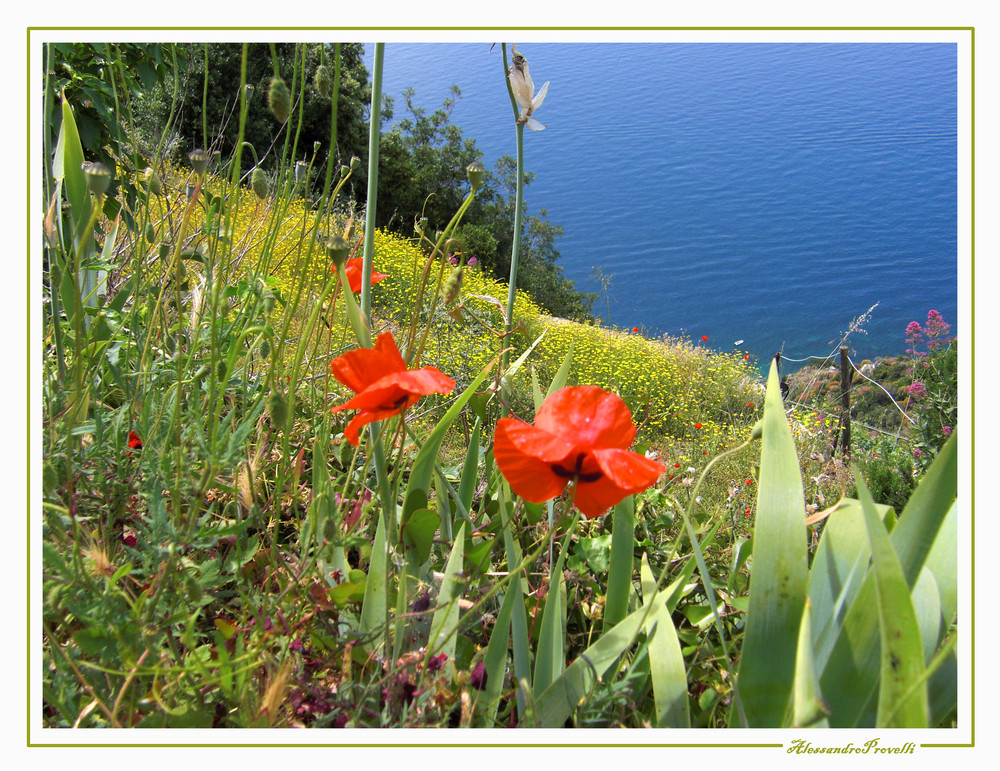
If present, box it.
[551,453,603,483]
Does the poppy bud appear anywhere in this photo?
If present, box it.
[259,338,271,359]
[268,390,289,429]
[251,167,269,199]
[340,165,350,178]
[82,161,111,196]
[268,76,291,123]
[313,64,332,97]
[144,223,156,244]
[443,267,463,304]
[143,166,163,196]
[466,161,484,192]
[188,149,210,176]
[263,293,276,314]
[295,160,309,181]
[217,361,228,380]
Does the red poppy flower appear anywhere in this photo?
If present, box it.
[632,327,639,333]
[745,478,753,486]
[331,332,455,445]
[701,336,709,341]
[337,257,388,294]
[674,462,681,468]
[744,354,750,360]
[126,430,143,456]
[493,386,664,518]
[694,423,703,429]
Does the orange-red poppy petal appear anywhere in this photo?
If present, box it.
[591,448,665,493]
[330,332,406,394]
[341,406,410,446]
[534,386,636,450]
[343,258,388,294]
[334,368,454,413]
[493,418,573,504]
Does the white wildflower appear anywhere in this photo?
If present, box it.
[508,45,549,131]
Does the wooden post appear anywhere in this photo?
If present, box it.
[839,346,851,457]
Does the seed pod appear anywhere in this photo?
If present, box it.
[143,166,163,196]
[251,167,269,199]
[325,235,351,270]
[82,161,111,195]
[268,76,291,123]
[443,266,464,304]
[466,161,485,192]
[350,155,361,172]
[268,390,289,430]
[313,64,332,97]
[188,149,210,176]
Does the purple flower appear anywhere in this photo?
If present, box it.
[427,653,448,672]
[942,425,953,436]
[907,381,928,400]
[467,256,478,267]
[469,660,488,691]
[450,255,459,265]
[913,448,924,458]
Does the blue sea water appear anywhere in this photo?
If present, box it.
[365,42,958,368]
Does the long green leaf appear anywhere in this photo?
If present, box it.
[532,583,673,727]
[640,554,689,728]
[856,471,928,727]
[604,496,635,631]
[819,434,956,726]
[359,511,387,636]
[500,482,531,718]
[791,600,829,727]
[457,417,482,517]
[735,359,808,726]
[545,342,575,398]
[478,578,519,726]
[428,522,467,666]
[532,554,566,696]
[403,361,495,518]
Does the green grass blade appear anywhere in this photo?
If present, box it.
[923,500,958,635]
[478,577,519,726]
[429,523,467,667]
[457,417,482,517]
[640,554,690,728]
[544,342,574,398]
[855,471,929,727]
[532,560,565,696]
[404,362,495,518]
[530,366,544,413]
[735,359,808,726]
[500,483,531,717]
[337,264,372,349]
[532,583,672,727]
[603,497,635,631]
[359,511,387,637]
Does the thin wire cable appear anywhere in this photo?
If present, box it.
[847,354,916,425]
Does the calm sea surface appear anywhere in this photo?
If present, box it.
[365,42,957,368]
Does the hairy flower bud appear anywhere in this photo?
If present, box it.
[144,223,156,244]
[268,76,291,123]
[143,166,163,196]
[251,167,269,199]
[268,390,289,429]
[443,266,464,304]
[313,64,333,98]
